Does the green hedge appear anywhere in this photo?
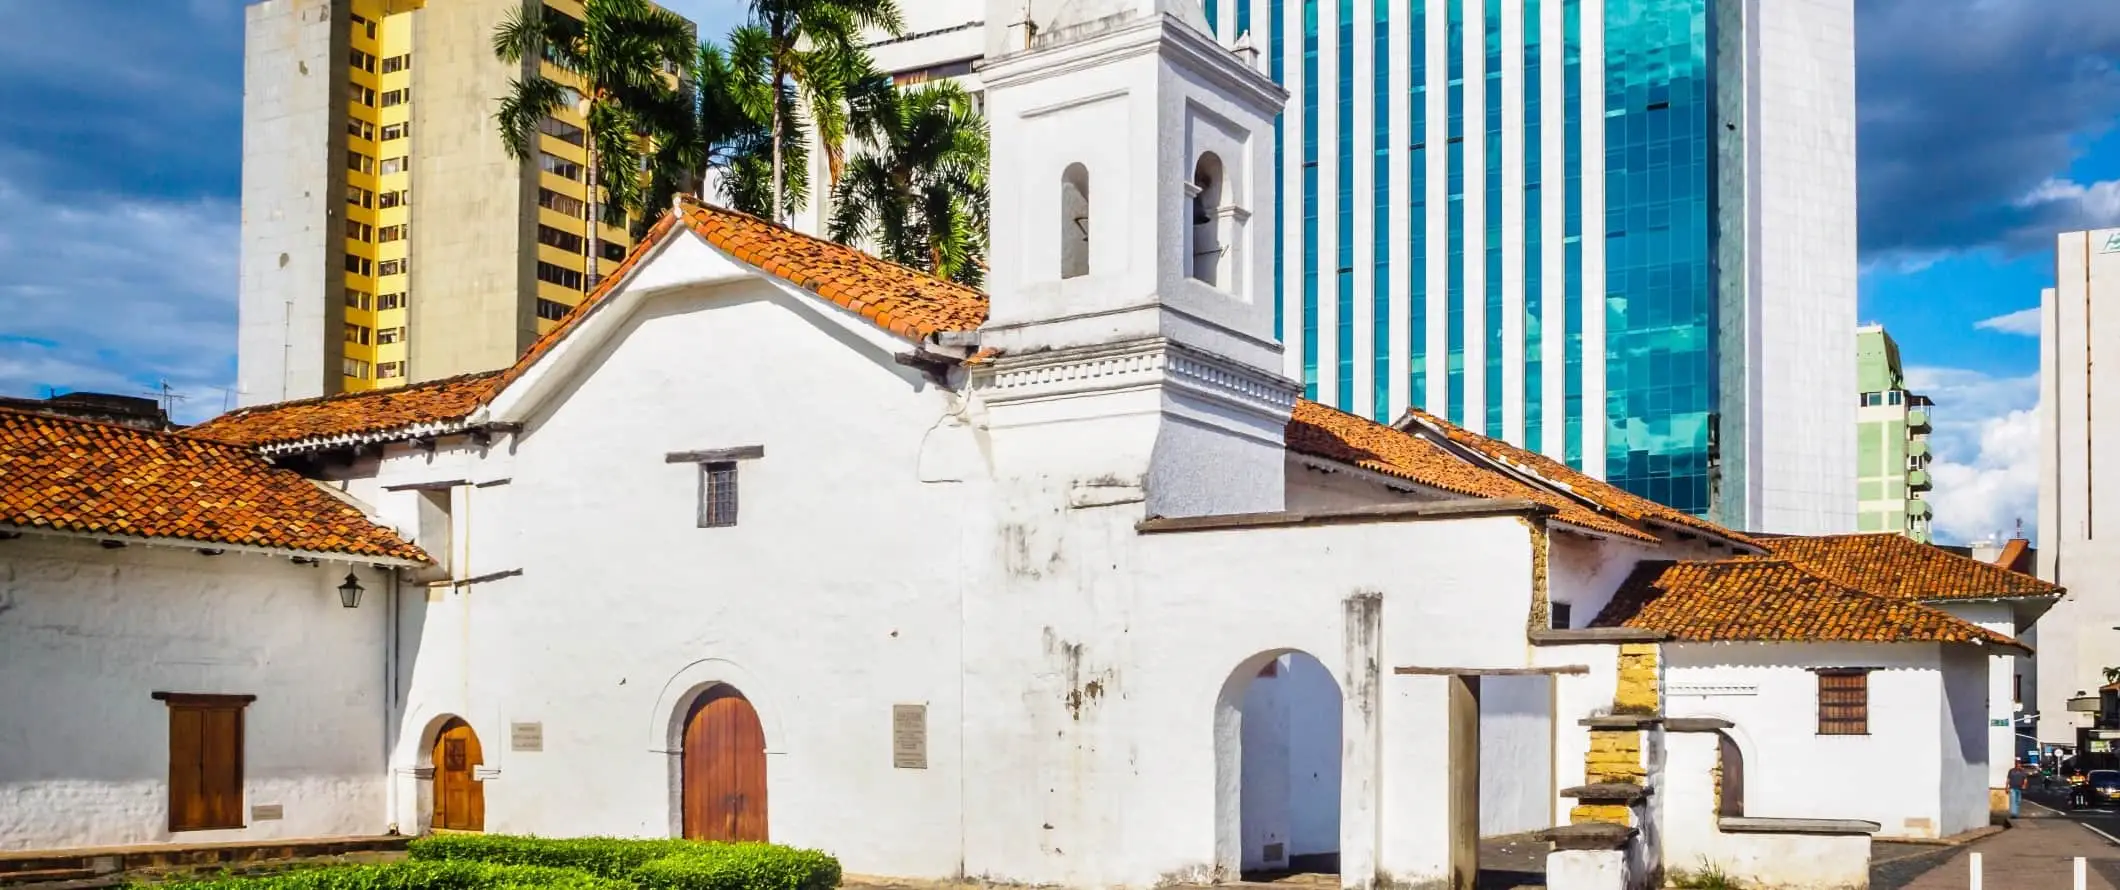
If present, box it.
[404,835,839,890]
[406,836,713,879]
[631,845,839,890]
[148,860,632,890]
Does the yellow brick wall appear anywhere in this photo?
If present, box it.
[1614,642,1660,714]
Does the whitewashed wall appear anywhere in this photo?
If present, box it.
[0,537,392,850]
[1661,642,1986,839]
[1478,675,1551,836]
[1937,601,2017,793]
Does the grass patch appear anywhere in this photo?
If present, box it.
[150,837,840,890]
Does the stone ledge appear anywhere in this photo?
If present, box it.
[1579,714,1661,729]
[1530,628,1672,645]
[1536,822,1638,851]
[1663,717,1734,733]
[1719,817,1881,836]
[1560,783,1652,803]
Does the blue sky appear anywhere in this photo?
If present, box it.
[0,1,2114,543]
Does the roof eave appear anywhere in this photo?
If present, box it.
[247,418,483,456]
[0,523,429,567]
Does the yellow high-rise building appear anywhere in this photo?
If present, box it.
[238,0,688,405]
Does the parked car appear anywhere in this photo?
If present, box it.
[2073,770,2120,808]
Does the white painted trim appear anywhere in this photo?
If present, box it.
[0,523,426,567]
[1499,0,1526,445]
[1579,0,1607,478]
[1425,0,1449,414]
[1317,0,1342,407]
[1460,0,1487,436]
[1350,0,1378,419]
[1384,0,1414,420]
[1538,0,1566,461]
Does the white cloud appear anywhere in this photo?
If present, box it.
[1974,306,2042,336]
[0,177,237,424]
[1903,366,2040,544]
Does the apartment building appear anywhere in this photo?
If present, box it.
[1853,324,1935,540]
[238,0,682,406]
[2037,228,2120,746]
[839,0,1856,532]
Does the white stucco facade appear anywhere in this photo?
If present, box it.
[2038,228,2120,748]
[0,537,396,851]
[1660,642,1989,840]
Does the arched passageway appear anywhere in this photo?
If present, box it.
[1217,650,1344,878]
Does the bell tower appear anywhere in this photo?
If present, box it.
[969,0,1296,519]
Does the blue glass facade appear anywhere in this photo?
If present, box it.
[1302,0,1320,401]
[1409,0,1428,411]
[1561,0,1584,468]
[1336,0,1356,408]
[1602,0,1714,516]
[1481,0,1503,434]
[1372,0,1392,419]
[1444,0,1465,422]
[1246,0,1726,517]
[1522,0,1544,453]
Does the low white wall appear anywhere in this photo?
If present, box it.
[0,537,391,851]
[1479,675,1552,837]
[1663,643,1948,839]
[1663,733,1870,889]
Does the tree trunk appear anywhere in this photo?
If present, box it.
[585,142,602,289]
[770,66,787,224]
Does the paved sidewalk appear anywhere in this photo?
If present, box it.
[1894,813,2120,890]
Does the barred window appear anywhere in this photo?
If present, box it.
[699,462,739,528]
[1817,669,1869,735]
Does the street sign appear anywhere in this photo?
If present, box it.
[2103,231,2120,254]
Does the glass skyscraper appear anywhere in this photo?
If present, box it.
[1211,0,1856,532]
[845,0,1858,534]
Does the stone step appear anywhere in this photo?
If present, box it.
[1559,782,1651,803]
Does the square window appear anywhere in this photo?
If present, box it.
[1817,669,1869,735]
[698,461,739,528]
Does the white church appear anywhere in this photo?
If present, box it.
[0,3,2054,889]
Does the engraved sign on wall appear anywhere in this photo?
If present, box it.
[892,704,927,769]
[251,804,285,821]
[511,721,544,752]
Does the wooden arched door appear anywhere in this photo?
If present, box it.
[682,687,768,841]
[432,718,485,831]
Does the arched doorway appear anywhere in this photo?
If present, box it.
[682,685,768,841]
[1216,651,1344,879]
[431,718,484,831]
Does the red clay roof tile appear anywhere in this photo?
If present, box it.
[1591,559,2022,649]
[1763,532,2061,601]
[1,408,425,561]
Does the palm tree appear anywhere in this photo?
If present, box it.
[745,0,905,220]
[827,81,990,286]
[684,26,814,220]
[493,0,694,285]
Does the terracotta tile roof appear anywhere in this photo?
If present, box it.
[1286,401,1657,542]
[0,408,425,561]
[186,372,502,451]
[1763,532,2062,601]
[486,198,989,395]
[1590,559,2024,650]
[1399,407,1761,550]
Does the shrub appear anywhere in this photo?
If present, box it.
[1667,861,1744,890]
[405,835,839,890]
[407,836,713,879]
[630,844,840,890]
[147,860,632,890]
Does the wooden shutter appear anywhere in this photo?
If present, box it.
[156,693,253,831]
[1816,670,1869,735]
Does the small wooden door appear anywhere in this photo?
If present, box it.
[1447,676,1482,890]
[682,687,768,841]
[432,719,485,831]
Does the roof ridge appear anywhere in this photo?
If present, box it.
[673,196,979,294]
[0,404,257,454]
[202,370,505,420]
